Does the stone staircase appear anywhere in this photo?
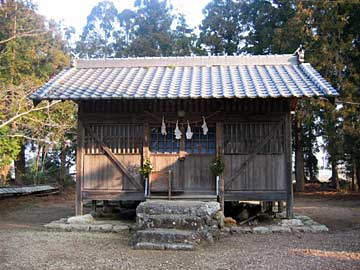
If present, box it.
[133,200,223,250]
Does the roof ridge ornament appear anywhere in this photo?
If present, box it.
[294,45,305,63]
[70,53,79,68]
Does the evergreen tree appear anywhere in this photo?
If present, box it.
[199,0,242,55]
[0,0,75,186]
[128,0,175,56]
[75,0,119,58]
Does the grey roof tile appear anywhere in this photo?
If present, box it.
[30,55,338,101]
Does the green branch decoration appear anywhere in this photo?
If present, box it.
[139,159,153,178]
[210,156,225,176]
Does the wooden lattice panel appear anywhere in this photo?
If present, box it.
[84,124,143,155]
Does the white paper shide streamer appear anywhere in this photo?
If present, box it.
[201,116,208,135]
[174,120,182,139]
[161,116,167,136]
[186,120,193,140]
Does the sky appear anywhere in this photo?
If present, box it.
[34,0,209,38]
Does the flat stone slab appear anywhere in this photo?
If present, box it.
[134,242,195,251]
[67,214,94,224]
[137,200,220,216]
[222,214,329,235]
[44,217,131,234]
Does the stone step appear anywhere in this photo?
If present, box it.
[136,200,220,216]
[136,228,200,244]
[134,242,195,251]
[137,213,208,230]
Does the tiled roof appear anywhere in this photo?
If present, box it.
[30,55,338,101]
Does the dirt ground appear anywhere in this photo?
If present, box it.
[0,189,359,270]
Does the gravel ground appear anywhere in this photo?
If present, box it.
[0,190,359,270]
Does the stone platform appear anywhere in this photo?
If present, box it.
[44,214,131,234]
[221,214,329,235]
[133,200,224,250]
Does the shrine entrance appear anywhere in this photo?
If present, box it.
[148,122,217,197]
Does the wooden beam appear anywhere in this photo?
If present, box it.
[82,190,145,201]
[84,124,143,190]
[75,112,84,216]
[225,121,284,189]
[285,112,294,218]
[216,122,224,212]
[224,191,287,201]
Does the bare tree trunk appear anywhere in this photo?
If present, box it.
[331,160,339,191]
[357,160,360,193]
[15,144,26,185]
[40,144,50,173]
[352,159,358,192]
[0,165,11,186]
[59,144,67,193]
[295,115,304,192]
[34,144,42,184]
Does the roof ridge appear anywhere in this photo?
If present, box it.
[75,54,298,69]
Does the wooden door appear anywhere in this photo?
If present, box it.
[183,125,216,193]
[149,124,182,192]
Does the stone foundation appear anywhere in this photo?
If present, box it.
[221,214,329,235]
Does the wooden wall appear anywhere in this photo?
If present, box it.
[76,98,293,211]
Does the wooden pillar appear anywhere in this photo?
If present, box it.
[216,123,224,212]
[285,112,293,219]
[179,124,186,190]
[76,108,84,216]
[143,122,149,196]
[278,201,284,213]
[168,170,172,200]
[91,200,97,213]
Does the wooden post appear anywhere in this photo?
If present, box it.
[285,112,293,219]
[179,124,186,190]
[216,123,224,212]
[168,170,172,200]
[91,200,97,213]
[75,108,84,216]
[143,122,149,196]
[278,201,284,213]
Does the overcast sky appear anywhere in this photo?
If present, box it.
[34,0,209,37]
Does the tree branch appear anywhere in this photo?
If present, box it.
[0,100,61,129]
[22,115,73,129]
[0,29,49,44]
[7,134,56,144]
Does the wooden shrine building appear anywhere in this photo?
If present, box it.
[30,53,338,218]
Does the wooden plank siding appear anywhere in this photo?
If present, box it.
[76,98,292,209]
[223,155,286,191]
[83,154,142,190]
